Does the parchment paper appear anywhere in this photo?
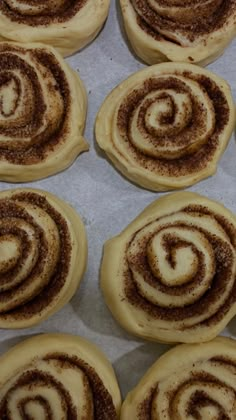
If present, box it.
[0,0,235,400]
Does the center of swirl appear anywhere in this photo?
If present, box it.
[127,222,217,308]
[0,48,67,154]
[0,75,20,118]
[0,197,61,312]
[116,75,215,161]
[147,230,203,286]
[0,234,21,273]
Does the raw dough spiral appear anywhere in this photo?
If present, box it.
[101,192,236,343]
[120,0,236,65]
[0,42,88,182]
[0,188,87,328]
[0,334,121,419]
[96,63,235,191]
[121,337,236,419]
[0,0,110,56]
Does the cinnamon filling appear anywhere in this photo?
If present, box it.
[138,362,236,419]
[130,0,235,44]
[0,191,72,321]
[0,0,87,25]
[124,205,236,327]
[45,354,118,419]
[116,73,229,177]
[20,397,53,419]
[0,44,71,165]
[0,353,117,419]
[0,370,77,418]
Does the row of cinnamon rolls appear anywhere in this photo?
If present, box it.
[0,187,235,343]
[0,332,235,419]
[0,0,235,65]
[0,41,235,190]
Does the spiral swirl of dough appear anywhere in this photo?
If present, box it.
[101,192,236,343]
[120,0,236,65]
[0,334,121,419]
[0,42,88,182]
[0,1,110,56]
[121,337,236,420]
[0,188,87,328]
[96,63,234,191]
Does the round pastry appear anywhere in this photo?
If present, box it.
[120,0,236,65]
[96,63,235,191]
[0,333,121,418]
[0,188,87,328]
[121,336,236,419]
[0,42,88,182]
[0,1,110,57]
[101,192,236,343]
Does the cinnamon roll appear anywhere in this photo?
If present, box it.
[0,1,110,56]
[120,0,236,65]
[0,333,121,418]
[121,337,236,420]
[0,188,87,328]
[96,63,235,191]
[101,192,236,343]
[0,42,88,182]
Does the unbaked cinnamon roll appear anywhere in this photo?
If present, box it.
[121,337,236,419]
[0,188,87,328]
[101,192,236,343]
[120,0,236,65]
[96,63,235,191]
[0,333,121,418]
[0,42,88,182]
[0,1,110,56]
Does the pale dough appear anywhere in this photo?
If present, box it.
[96,63,235,191]
[0,188,88,328]
[0,333,121,419]
[0,41,88,182]
[101,192,236,343]
[120,0,236,66]
[0,0,110,57]
[121,337,236,419]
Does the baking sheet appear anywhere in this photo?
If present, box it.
[0,0,235,399]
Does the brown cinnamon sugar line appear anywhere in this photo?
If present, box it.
[45,354,118,419]
[0,0,87,25]
[132,0,235,41]
[0,192,71,321]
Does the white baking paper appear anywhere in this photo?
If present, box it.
[0,0,235,400]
